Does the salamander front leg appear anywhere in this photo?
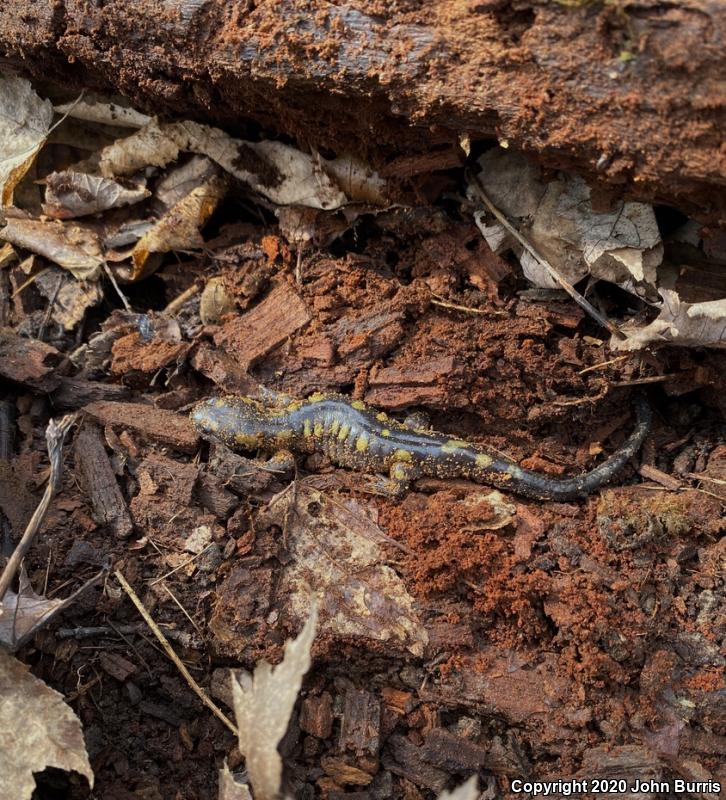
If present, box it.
[363,462,416,497]
[265,449,296,475]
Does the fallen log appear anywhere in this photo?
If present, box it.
[0,1,724,221]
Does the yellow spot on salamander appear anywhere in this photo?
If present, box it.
[337,423,351,441]
[205,419,220,432]
[393,449,412,462]
[303,419,312,437]
[391,462,409,480]
[475,453,493,468]
[508,464,523,479]
[381,428,390,437]
[351,399,366,410]
[314,421,324,437]
[308,392,326,403]
[376,411,388,422]
[276,429,293,441]
[286,399,303,412]
[441,439,469,454]
[214,398,225,408]
[235,432,258,447]
[355,434,369,452]
[330,419,340,435]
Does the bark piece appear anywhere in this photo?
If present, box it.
[190,342,264,395]
[74,423,133,539]
[51,377,131,410]
[207,445,278,496]
[339,689,381,757]
[365,356,465,409]
[421,728,491,772]
[195,472,238,519]
[83,400,199,453]
[0,330,63,391]
[213,282,311,368]
[99,652,136,682]
[383,735,448,794]
[300,692,334,739]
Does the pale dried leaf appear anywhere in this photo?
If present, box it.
[36,268,103,330]
[323,154,387,205]
[97,119,351,209]
[232,605,318,800]
[43,171,149,219]
[0,649,93,798]
[218,763,253,800]
[99,118,181,177]
[0,77,53,206]
[258,482,428,657]
[200,277,234,325]
[0,570,66,650]
[473,150,662,293]
[155,155,220,210]
[130,171,227,280]
[437,776,479,800]
[54,94,152,129]
[0,218,103,280]
[612,290,726,351]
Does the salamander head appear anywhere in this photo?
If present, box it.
[190,397,266,451]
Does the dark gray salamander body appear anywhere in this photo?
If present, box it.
[190,393,652,500]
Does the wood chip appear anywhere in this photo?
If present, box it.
[339,688,381,756]
[74,422,134,539]
[214,282,311,368]
[638,463,683,491]
[421,728,491,772]
[300,692,334,739]
[83,400,199,453]
[52,376,131,410]
[0,329,63,391]
[99,651,136,682]
[383,734,448,794]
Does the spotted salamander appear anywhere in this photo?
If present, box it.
[190,393,652,501]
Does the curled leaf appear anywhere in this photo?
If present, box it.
[43,171,150,219]
[0,77,53,207]
[0,218,104,280]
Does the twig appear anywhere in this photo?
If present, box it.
[430,296,506,316]
[114,569,238,736]
[0,413,77,601]
[467,169,626,340]
[162,283,200,316]
[148,543,215,586]
[102,262,132,312]
[578,354,630,375]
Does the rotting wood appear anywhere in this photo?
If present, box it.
[74,422,134,539]
[213,282,311,369]
[51,376,132,410]
[339,688,381,757]
[0,329,64,391]
[300,692,334,740]
[83,400,199,453]
[0,2,723,221]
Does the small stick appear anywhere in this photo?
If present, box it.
[114,569,238,736]
[162,283,200,316]
[102,262,132,312]
[431,297,506,316]
[467,169,626,340]
[0,413,77,601]
[578,355,630,375]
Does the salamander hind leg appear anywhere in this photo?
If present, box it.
[403,411,431,431]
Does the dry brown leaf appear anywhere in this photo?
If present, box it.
[258,482,428,657]
[35,268,103,330]
[612,290,726,351]
[0,218,104,280]
[322,154,387,205]
[0,569,66,650]
[155,155,219,210]
[0,649,93,798]
[231,606,317,800]
[130,170,227,280]
[473,150,662,294]
[43,171,150,219]
[0,77,53,207]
